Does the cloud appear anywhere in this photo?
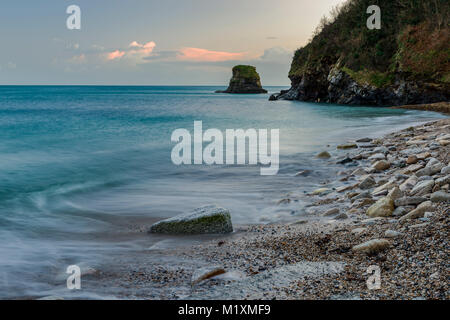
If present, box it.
[128,41,156,55]
[144,50,179,62]
[68,54,86,64]
[177,47,247,62]
[106,41,156,62]
[256,47,293,63]
[107,50,126,60]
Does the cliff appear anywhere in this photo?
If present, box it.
[270,0,450,106]
[217,65,267,94]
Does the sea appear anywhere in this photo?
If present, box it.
[0,85,446,298]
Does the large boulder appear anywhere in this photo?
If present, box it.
[216,65,267,94]
[149,205,233,234]
[367,197,395,217]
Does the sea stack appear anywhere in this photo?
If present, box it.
[216,65,267,94]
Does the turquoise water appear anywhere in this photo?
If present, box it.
[0,85,446,298]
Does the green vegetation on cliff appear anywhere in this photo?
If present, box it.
[289,0,450,88]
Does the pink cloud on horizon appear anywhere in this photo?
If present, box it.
[129,41,156,55]
[177,47,247,62]
[107,50,126,60]
[106,41,156,62]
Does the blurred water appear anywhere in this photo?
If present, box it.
[0,85,446,298]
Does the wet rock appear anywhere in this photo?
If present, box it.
[322,208,339,216]
[359,176,376,190]
[395,197,427,207]
[372,189,389,197]
[369,153,386,161]
[335,213,349,220]
[149,205,233,234]
[384,230,403,238]
[407,155,418,164]
[311,188,332,195]
[372,181,397,196]
[417,152,431,160]
[337,157,353,164]
[400,147,422,156]
[408,222,430,230]
[352,191,372,201]
[416,166,441,177]
[418,175,433,182]
[337,143,357,150]
[435,175,450,187]
[392,206,414,217]
[399,175,418,192]
[430,191,450,203]
[406,139,428,146]
[373,160,391,171]
[399,164,423,175]
[373,146,388,153]
[376,178,389,186]
[317,151,331,159]
[356,138,372,143]
[410,180,435,196]
[428,143,440,150]
[277,198,291,205]
[354,198,376,208]
[388,187,403,201]
[367,197,395,217]
[352,168,367,176]
[336,184,356,192]
[441,166,450,175]
[295,170,312,177]
[399,201,434,222]
[352,239,390,255]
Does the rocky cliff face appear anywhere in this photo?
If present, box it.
[217,65,267,94]
[270,64,449,105]
[270,0,450,106]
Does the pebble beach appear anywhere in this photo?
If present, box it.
[139,118,450,300]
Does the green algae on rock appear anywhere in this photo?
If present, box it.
[149,205,233,234]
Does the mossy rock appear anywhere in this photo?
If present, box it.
[149,205,233,234]
[232,65,260,80]
[216,65,267,94]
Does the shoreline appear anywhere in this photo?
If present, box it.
[391,102,450,114]
[33,116,449,300]
[137,117,449,300]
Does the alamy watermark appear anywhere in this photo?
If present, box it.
[66,265,81,290]
[367,5,381,30]
[171,121,279,175]
[66,5,81,30]
[366,265,381,290]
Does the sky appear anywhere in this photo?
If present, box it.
[0,0,345,85]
